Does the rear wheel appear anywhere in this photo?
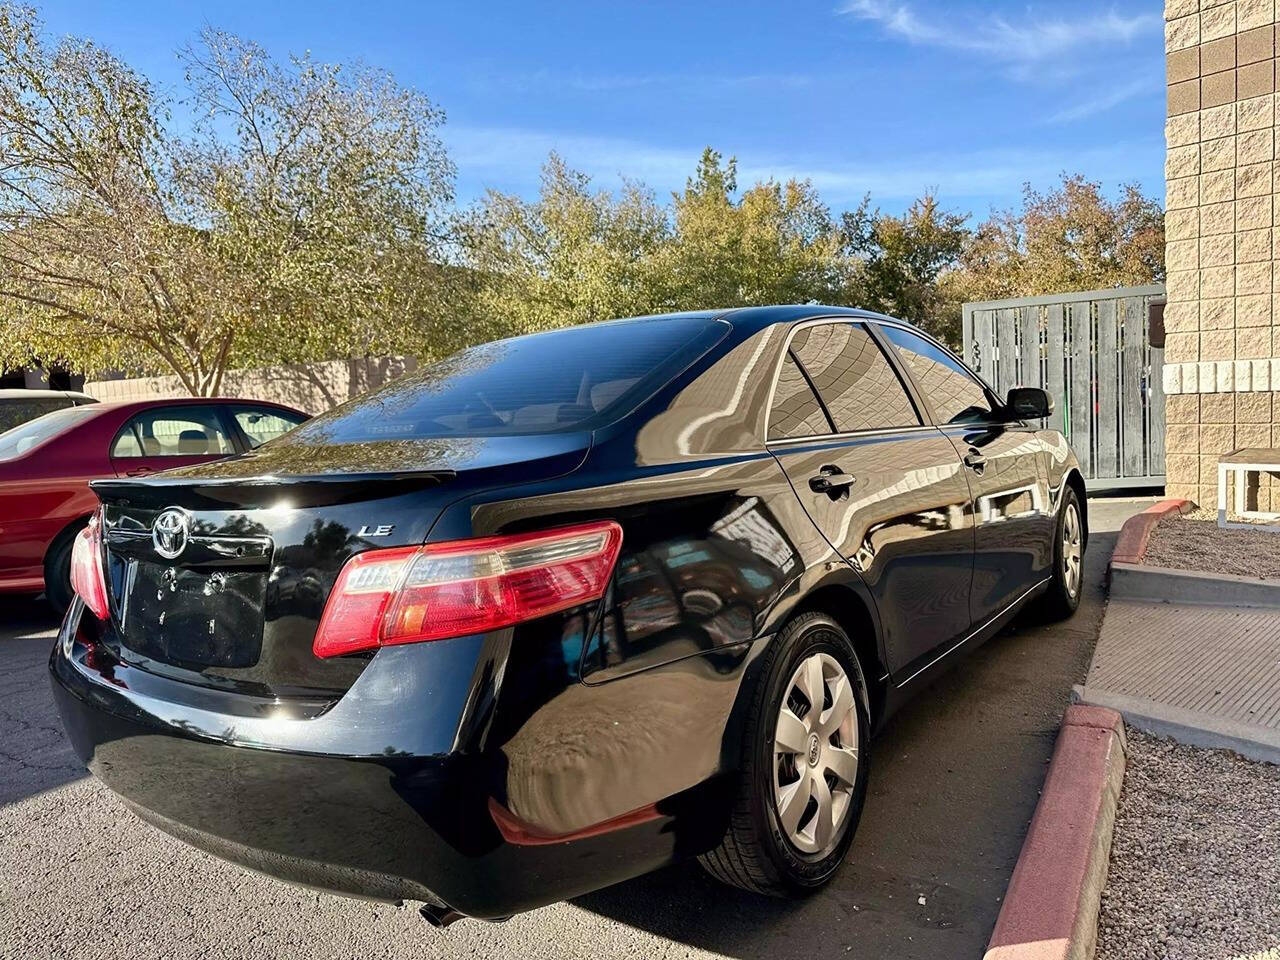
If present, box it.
[1035,485,1085,621]
[43,519,87,615]
[699,611,870,896]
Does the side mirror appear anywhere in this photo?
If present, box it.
[1006,386,1053,421]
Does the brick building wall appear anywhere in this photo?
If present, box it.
[1164,0,1280,508]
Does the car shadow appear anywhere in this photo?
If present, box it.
[0,596,88,807]
[573,526,1121,959]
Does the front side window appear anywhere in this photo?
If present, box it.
[768,352,832,440]
[790,323,920,433]
[231,406,307,448]
[880,326,995,425]
[111,406,236,458]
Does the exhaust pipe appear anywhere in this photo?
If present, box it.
[418,902,465,928]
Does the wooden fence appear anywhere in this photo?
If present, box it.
[962,285,1167,490]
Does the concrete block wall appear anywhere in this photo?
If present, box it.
[84,356,418,416]
[1165,0,1280,508]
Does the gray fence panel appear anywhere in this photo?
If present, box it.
[1096,299,1119,479]
[1045,303,1066,435]
[1121,297,1145,478]
[962,284,1166,490]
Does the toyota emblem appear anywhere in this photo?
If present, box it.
[152,507,191,560]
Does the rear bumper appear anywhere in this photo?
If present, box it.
[49,600,743,918]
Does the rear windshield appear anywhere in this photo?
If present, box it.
[0,405,98,460]
[0,396,77,434]
[285,316,726,442]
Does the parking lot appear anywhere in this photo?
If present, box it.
[1,498,1149,960]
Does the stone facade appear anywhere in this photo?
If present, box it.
[1165,0,1280,507]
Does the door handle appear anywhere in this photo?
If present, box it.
[809,466,856,494]
[963,449,986,472]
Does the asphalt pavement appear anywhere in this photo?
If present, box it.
[0,496,1151,960]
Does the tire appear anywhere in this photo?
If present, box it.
[699,611,870,897]
[1035,485,1085,621]
[43,519,87,615]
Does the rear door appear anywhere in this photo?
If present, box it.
[766,320,975,676]
[877,324,1055,625]
[108,404,240,477]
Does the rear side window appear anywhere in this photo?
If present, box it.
[286,317,726,441]
[111,406,236,458]
[789,323,920,433]
[880,326,995,424]
[768,352,832,440]
[231,406,307,448]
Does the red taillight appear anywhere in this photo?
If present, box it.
[70,512,109,621]
[313,520,623,658]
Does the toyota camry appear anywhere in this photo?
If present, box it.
[50,305,1086,925]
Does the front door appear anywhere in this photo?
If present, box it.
[765,321,975,676]
[877,325,1055,625]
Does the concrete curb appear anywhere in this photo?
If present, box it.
[1109,498,1194,568]
[983,705,1127,960]
[1073,685,1280,765]
[1109,562,1280,608]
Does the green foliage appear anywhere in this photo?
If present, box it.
[0,4,455,394]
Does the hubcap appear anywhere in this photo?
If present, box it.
[773,652,859,855]
[1063,502,1082,598]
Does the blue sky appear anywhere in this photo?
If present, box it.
[39,1,1166,220]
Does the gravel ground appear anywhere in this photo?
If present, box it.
[1143,515,1280,580]
[1096,731,1280,960]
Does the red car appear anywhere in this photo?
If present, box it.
[0,396,308,610]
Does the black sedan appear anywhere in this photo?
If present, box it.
[51,305,1086,924]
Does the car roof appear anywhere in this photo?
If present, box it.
[84,396,305,416]
[712,304,918,335]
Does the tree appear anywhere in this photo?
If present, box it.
[0,5,456,394]
[840,192,969,344]
[956,174,1164,303]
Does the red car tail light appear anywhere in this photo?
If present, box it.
[70,512,110,621]
[313,520,623,659]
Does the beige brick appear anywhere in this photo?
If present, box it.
[1202,233,1236,265]
[1168,174,1200,208]
[1202,1,1238,41]
[1237,391,1273,422]
[1203,68,1237,106]
[1202,392,1236,422]
[1239,23,1276,63]
[1238,324,1273,356]
[1169,46,1202,87]
[1167,423,1200,454]
[1167,394,1201,424]
[1238,259,1273,293]
[1202,264,1236,297]
[1168,142,1203,178]
[1202,168,1235,202]
[1238,93,1274,130]
[1238,0,1275,30]
[1202,199,1235,233]
[1238,128,1274,163]
[1203,102,1237,138]
[1167,0,1199,19]
[1167,12,1200,49]
[1168,238,1201,271]
[1170,78,1202,115]
[1166,300,1201,331]
[1237,421,1273,447]
[1166,456,1200,495]
[1167,331,1200,362]
[1238,58,1275,99]
[1203,295,1236,326]
[1237,226,1272,261]
[1236,194,1271,228]
[1273,422,1280,446]
[1170,267,1202,300]
[1202,136,1234,171]
[1168,207,1200,240]
[1167,111,1201,147]
[1202,329,1235,358]
[1204,35,1239,74]
[1202,423,1237,454]
[1236,292,1272,324]
[1237,161,1271,196]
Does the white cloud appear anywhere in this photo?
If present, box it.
[1044,76,1162,124]
[838,1,1161,63]
[445,125,1162,209]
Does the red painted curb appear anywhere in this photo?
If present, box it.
[983,705,1127,960]
[1110,498,1193,567]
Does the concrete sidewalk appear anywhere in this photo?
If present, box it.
[1076,598,1280,764]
